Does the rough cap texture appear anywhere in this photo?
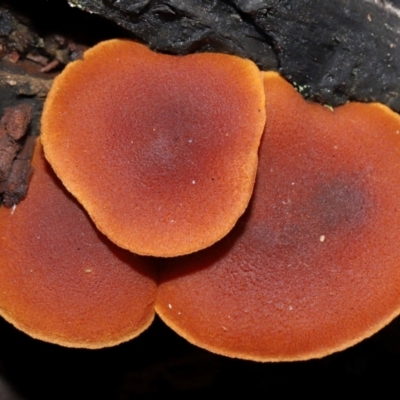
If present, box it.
[156,72,400,361]
[0,140,157,348]
[41,39,266,257]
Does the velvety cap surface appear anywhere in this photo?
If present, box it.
[156,72,400,361]
[41,40,265,257]
[0,140,157,348]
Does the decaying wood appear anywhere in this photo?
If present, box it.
[0,134,35,208]
[0,103,33,207]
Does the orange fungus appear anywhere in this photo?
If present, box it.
[41,39,266,257]
[0,139,157,348]
[156,72,400,361]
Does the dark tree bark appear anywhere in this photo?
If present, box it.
[68,0,400,110]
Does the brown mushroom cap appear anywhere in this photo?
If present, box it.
[41,39,266,257]
[0,139,157,348]
[156,71,400,361]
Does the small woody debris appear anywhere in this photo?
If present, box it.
[0,104,34,207]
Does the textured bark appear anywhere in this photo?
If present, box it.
[68,0,400,110]
[0,134,35,208]
[0,104,33,205]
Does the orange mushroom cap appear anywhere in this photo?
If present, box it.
[0,139,157,348]
[41,39,266,257]
[156,72,400,361]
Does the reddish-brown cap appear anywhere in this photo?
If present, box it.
[0,139,157,348]
[41,39,266,257]
[156,72,400,361]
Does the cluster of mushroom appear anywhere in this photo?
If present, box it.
[2,39,400,361]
